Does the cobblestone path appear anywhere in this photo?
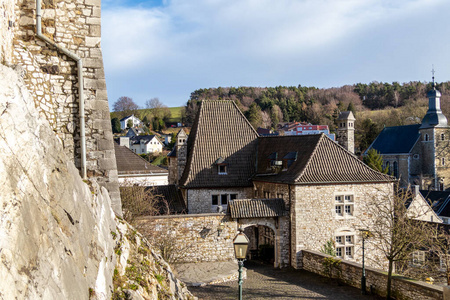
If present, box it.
[189,261,384,300]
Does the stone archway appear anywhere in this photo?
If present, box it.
[238,218,286,268]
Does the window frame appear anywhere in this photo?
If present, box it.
[335,194,354,218]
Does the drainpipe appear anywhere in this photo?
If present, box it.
[36,0,87,179]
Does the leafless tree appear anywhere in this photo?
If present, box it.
[119,182,168,223]
[113,96,139,119]
[361,187,432,299]
[145,97,171,121]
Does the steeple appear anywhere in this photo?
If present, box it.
[420,68,448,129]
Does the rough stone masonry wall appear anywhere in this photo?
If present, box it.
[0,0,15,63]
[302,250,443,300]
[5,0,121,214]
[187,187,253,214]
[136,214,239,263]
[291,182,393,270]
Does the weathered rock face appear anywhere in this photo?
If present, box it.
[0,64,117,299]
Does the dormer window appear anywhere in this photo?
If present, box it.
[282,152,298,170]
[214,157,228,175]
[218,165,227,175]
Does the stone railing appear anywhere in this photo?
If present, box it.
[302,250,443,300]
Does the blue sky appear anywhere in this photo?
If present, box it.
[101,0,450,109]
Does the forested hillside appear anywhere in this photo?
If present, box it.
[184,81,450,154]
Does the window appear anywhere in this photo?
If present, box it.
[264,191,270,198]
[335,195,354,218]
[393,161,398,178]
[218,165,227,175]
[211,195,219,206]
[335,233,354,260]
[412,251,425,266]
[230,194,237,200]
[221,194,228,205]
[442,157,445,166]
[442,133,445,141]
[425,134,429,141]
[413,154,420,160]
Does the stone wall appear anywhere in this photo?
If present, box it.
[186,187,253,214]
[136,214,239,263]
[0,0,15,63]
[302,250,443,300]
[291,182,393,270]
[7,0,121,214]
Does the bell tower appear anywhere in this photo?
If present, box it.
[336,111,356,154]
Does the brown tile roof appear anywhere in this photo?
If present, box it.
[114,143,167,175]
[228,199,286,218]
[150,184,187,214]
[179,101,259,188]
[254,134,394,184]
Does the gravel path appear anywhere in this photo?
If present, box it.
[189,261,384,300]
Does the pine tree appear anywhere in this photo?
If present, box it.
[363,148,388,173]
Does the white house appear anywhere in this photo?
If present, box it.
[120,115,142,130]
[128,135,163,154]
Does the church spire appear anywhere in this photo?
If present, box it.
[420,67,447,129]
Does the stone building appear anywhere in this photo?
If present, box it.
[365,83,450,191]
[173,100,394,269]
[1,0,121,214]
[168,128,188,185]
[336,111,356,154]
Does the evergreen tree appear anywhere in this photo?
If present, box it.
[363,149,388,174]
[246,103,262,129]
[111,118,121,133]
[347,102,356,115]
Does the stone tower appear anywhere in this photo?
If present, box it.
[419,82,450,190]
[168,128,188,185]
[336,111,356,154]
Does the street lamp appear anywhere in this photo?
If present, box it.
[233,228,249,300]
[359,229,372,295]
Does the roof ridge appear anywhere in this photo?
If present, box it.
[230,100,259,136]
[294,134,324,181]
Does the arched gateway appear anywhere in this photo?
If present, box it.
[228,198,290,268]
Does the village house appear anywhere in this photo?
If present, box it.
[365,83,450,190]
[120,114,142,130]
[169,100,395,268]
[118,135,163,154]
[114,142,168,186]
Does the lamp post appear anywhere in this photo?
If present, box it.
[359,229,371,295]
[233,228,249,300]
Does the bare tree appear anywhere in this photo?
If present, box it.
[113,96,139,119]
[361,187,432,299]
[119,182,168,223]
[145,97,171,122]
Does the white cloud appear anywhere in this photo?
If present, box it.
[102,0,450,107]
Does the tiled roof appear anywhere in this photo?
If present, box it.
[179,101,259,188]
[338,111,355,120]
[254,134,394,184]
[366,124,421,155]
[420,190,450,218]
[129,135,160,145]
[114,143,167,174]
[150,184,187,214]
[228,199,286,218]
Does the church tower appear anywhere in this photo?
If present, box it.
[419,74,450,190]
[336,111,356,154]
[167,128,188,185]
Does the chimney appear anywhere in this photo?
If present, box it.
[119,137,130,148]
[411,185,420,197]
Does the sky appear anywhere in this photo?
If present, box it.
[101,0,450,109]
